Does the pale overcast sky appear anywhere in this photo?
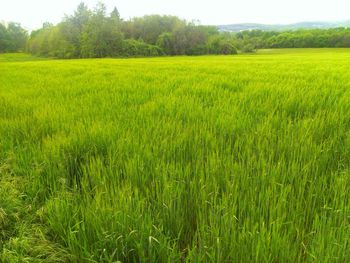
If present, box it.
[1,0,350,30]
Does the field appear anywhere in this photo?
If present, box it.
[1,49,350,262]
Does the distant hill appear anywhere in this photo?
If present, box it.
[218,21,350,32]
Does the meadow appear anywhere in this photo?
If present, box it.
[1,49,350,262]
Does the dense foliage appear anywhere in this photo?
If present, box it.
[27,3,227,58]
[0,22,27,53]
[25,0,350,59]
[234,28,350,49]
[1,2,350,57]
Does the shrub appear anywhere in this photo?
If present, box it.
[241,44,256,53]
[122,39,164,57]
[208,36,238,55]
[218,41,238,55]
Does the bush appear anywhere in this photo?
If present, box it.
[186,44,208,56]
[241,44,256,53]
[122,39,164,57]
[218,41,237,55]
[208,36,238,55]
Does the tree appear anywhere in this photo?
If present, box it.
[80,2,123,58]
[171,25,210,55]
[241,43,256,53]
[207,35,237,55]
[0,22,27,52]
[60,2,91,57]
[48,26,75,58]
[27,25,52,56]
[157,32,173,55]
[0,23,8,52]
[122,15,186,45]
[111,7,121,22]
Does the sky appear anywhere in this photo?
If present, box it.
[1,0,350,30]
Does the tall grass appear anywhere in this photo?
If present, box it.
[1,49,350,262]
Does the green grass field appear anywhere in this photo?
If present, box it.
[1,49,350,262]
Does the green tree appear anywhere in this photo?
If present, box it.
[80,2,124,58]
[0,23,8,52]
[47,26,76,58]
[0,22,27,52]
[60,2,91,57]
[157,32,173,55]
[122,15,186,45]
[171,25,210,55]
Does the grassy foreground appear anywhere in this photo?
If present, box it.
[1,49,350,262]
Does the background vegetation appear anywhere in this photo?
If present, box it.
[1,2,350,58]
[1,49,350,262]
[0,22,27,53]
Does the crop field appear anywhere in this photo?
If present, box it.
[1,49,350,262]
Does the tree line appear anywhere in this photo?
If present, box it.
[234,28,350,49]
[1,2,350,57]
[25,2,237,58]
